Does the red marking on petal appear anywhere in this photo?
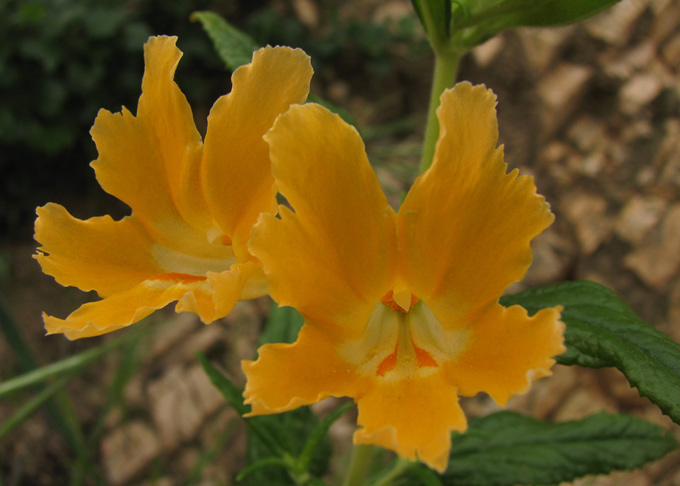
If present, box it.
[149,272,207,284]
[376,343,398,377]
[221,235,233,246]
[412,337,438,369]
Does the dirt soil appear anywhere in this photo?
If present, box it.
[2,0,680,485]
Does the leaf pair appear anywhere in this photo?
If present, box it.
[411,0,623,48]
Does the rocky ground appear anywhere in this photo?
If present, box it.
[2,0,680,484]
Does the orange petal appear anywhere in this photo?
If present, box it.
[354,371,466,473]
[249,103,397,340]
[203,47,313,260]
[43,264,264,340]
[43,275,215,340]
[243,323,365,414]
[35,203,160,296]
[90,36,215,243]
[205,261,267,318]
[398,82,554,324]
[444,303,565,406]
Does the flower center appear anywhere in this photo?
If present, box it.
[341,291,468,381]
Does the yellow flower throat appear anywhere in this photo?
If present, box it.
[375,290,438,377]
[340,289,469,381]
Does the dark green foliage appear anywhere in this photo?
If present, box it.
[2,2,427,239]
[402,412,676,486]
[242,6,429,77]
[502,281,680,425]
[197,354,339,486]
[0,0,228,237]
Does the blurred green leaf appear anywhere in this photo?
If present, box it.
[396,465,443,486]
[71,328,146,486]
[83,7,126,38]
[0,335,129,398]
[123,21,153,51]
[260,300,304,346]
[0,292,84,450]
[237,456,293,483]
[307,94,360,132]
[433,411,677,486]
[502,281,680,425]
[191,10,258,71]
[0,373,74,441]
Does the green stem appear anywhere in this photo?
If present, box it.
[342,445,375,486]
[419,47,461,173]
[372,459,411,486]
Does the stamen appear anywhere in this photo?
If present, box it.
[380,290,419,313]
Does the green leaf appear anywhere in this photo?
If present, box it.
[439,411,676,486]
[245,406,333,485]
[451,0,622,47]
[197,353,333,484]
[501,280,680,424]
[191,11,258,71]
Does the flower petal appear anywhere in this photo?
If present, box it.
[43,275,215,339]
[203,47,313,259]
[354,371,466,473]
[243,323,365,414]
[205,261,267,318]
[35,203,160,296]
[35,203,236,297]
[398,83,554,323]
[43,262,263,340]
[443,303,565,406]
[249,103,397,340]
[90,36,218,250]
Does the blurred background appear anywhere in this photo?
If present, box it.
[1,0,680,484]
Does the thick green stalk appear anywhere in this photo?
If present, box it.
[419,47,461,173]
[342,445,375,486]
